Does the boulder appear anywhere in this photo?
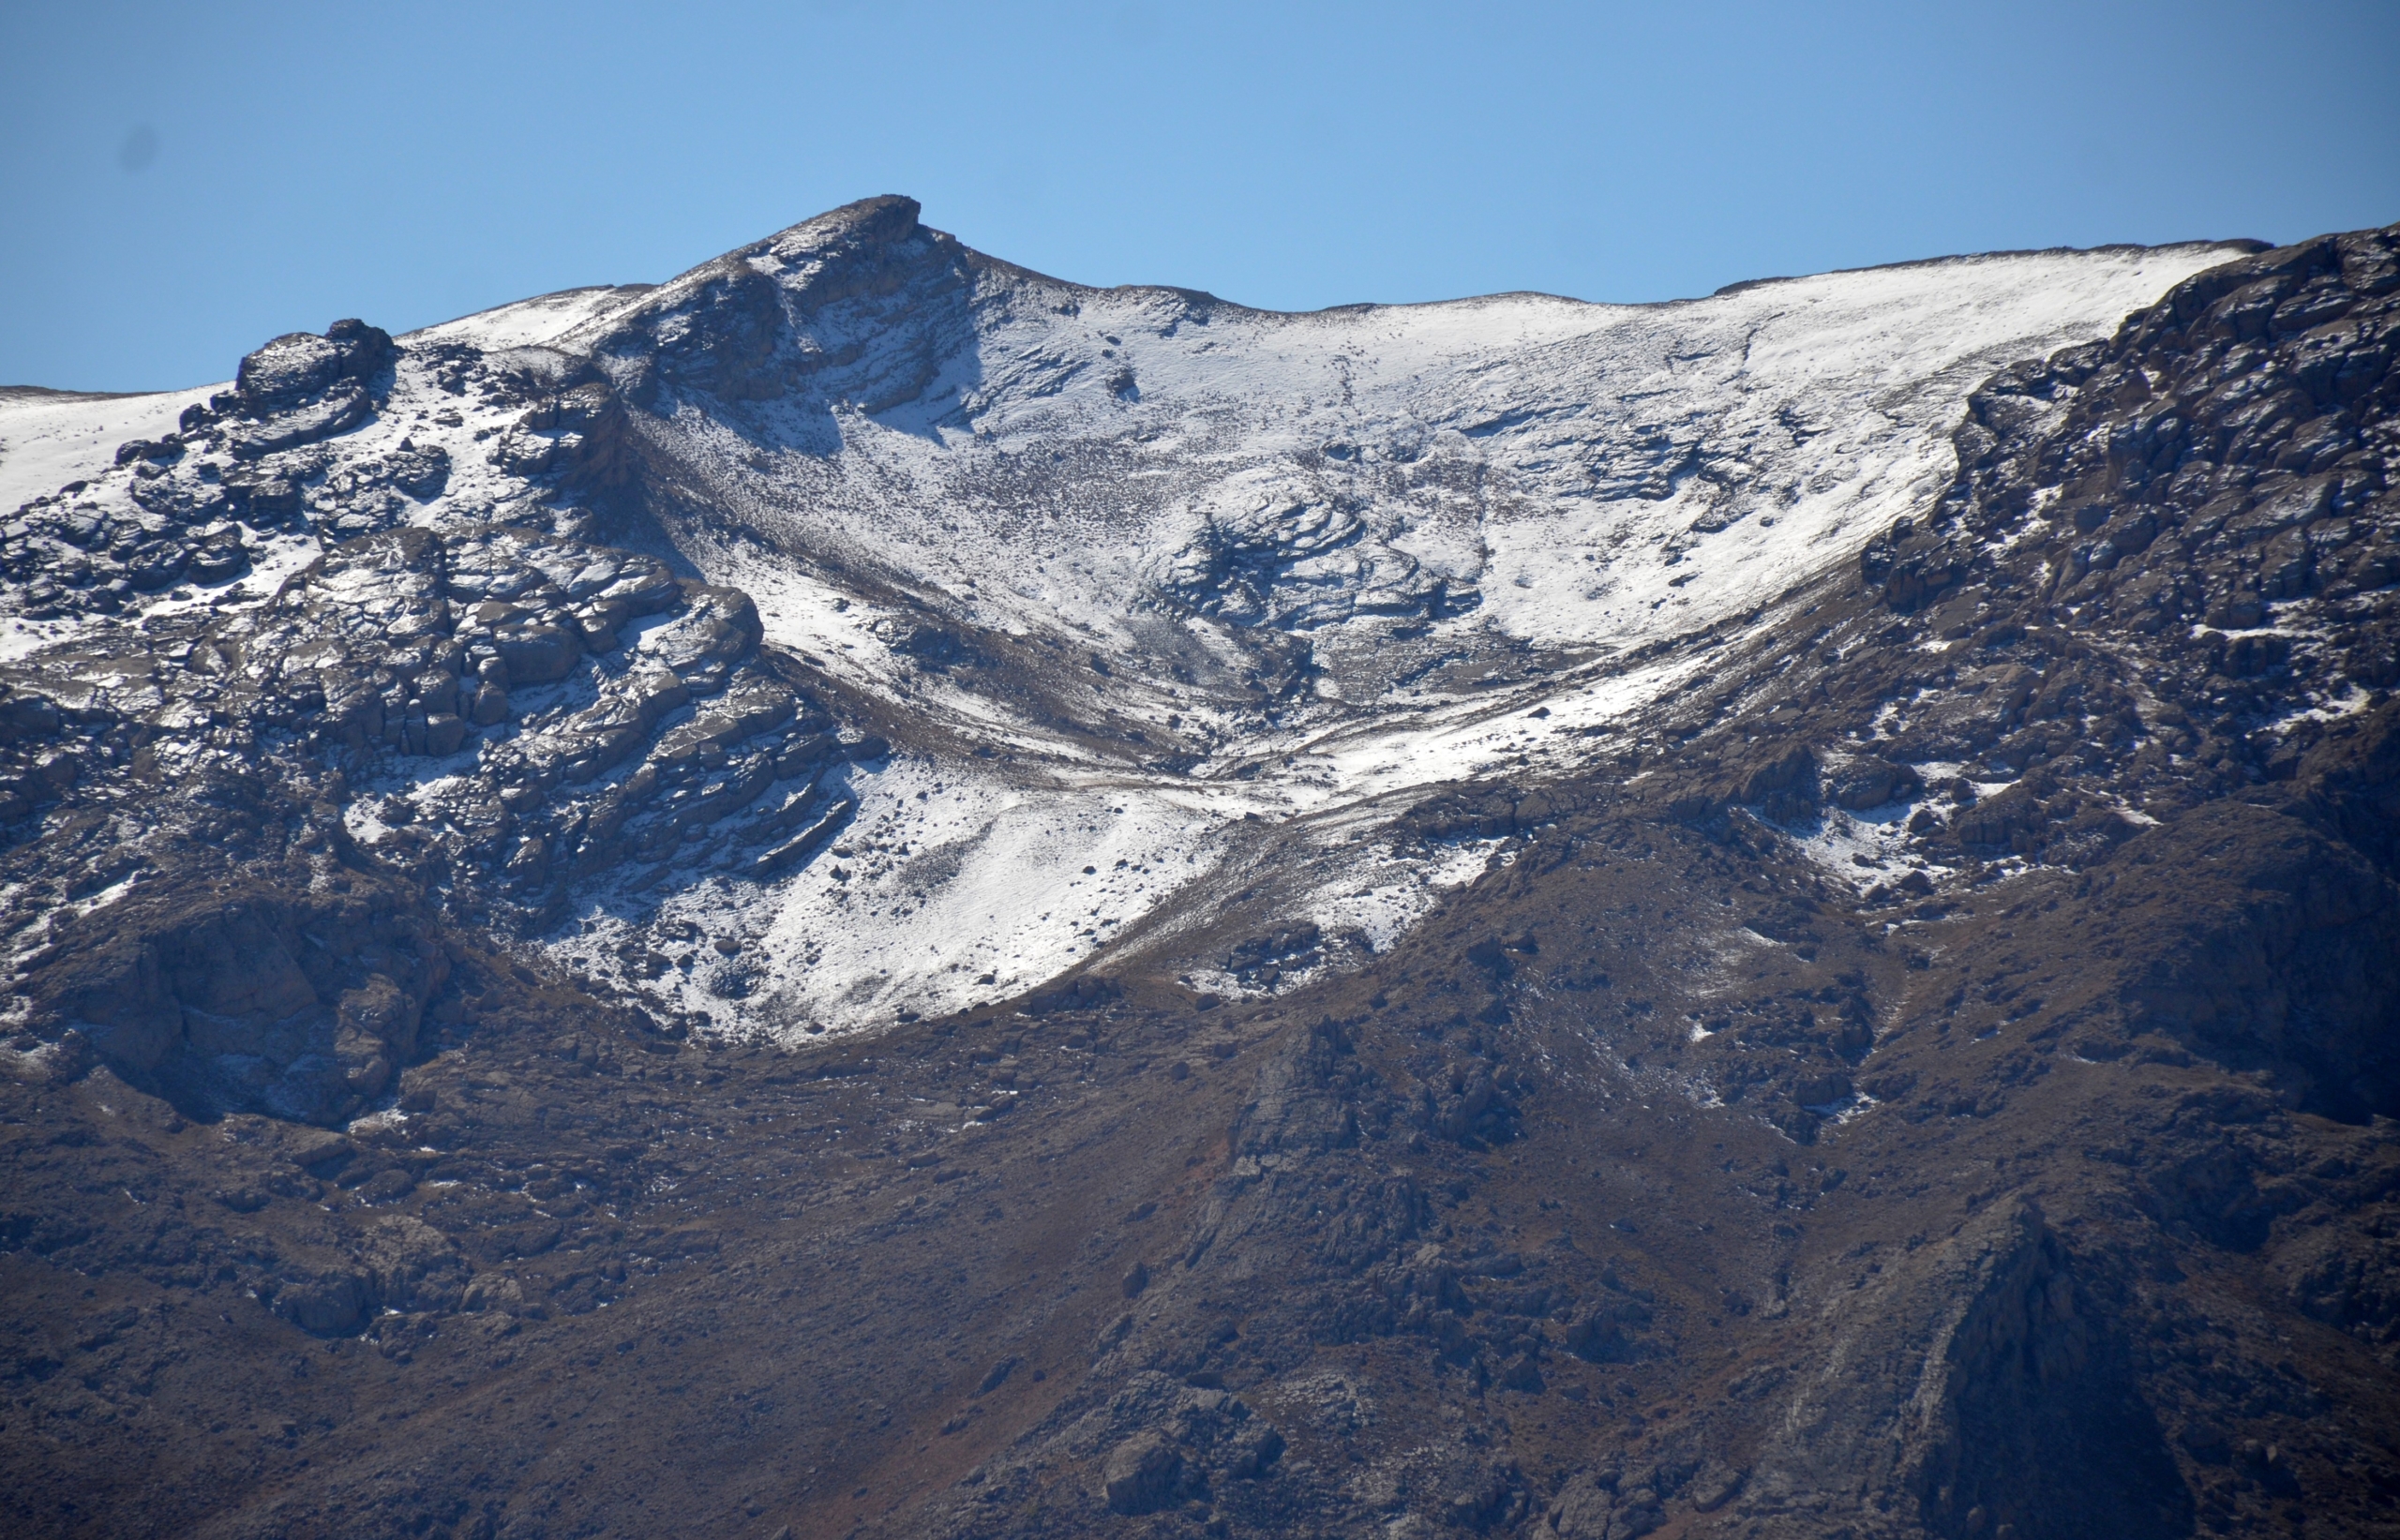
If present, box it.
[276,1270,370,1335]
[492,623,583,685]
[468,683,510,726]
[1829,755,1921,812]
[1101,1430,1185,1515]
[0,686,63,744]
[413,670,459,718]
[1545,1471,1619,1540]
[235,332,349,413]
[753,797,856,875]
[362,1216,471,1313]
[1741,744,1820,822]
[233,320,393,415]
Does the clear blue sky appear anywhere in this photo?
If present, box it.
[3,0,2395,392]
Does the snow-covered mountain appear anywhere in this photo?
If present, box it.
[0,199,2248,1036]
[8,201,2400,1540]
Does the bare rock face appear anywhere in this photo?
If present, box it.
[1733,1199,2179,1539]
[578,194,978,415]
[0,496,862,1111]
[25,867,450,1125]
[232,320,395,415]
[217,318,397,460]
[1862,225,2400,721]
[1827,223,2400,1120]
[0,349,866,1116]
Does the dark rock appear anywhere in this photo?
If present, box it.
[234,321,393,416]
[468,683,510,726]
[1101,1430,1184,1515]
[1026,973,1121,1014]
[275,1270,370,1335]
[1827,755,1920,811]
[490,623,582,684]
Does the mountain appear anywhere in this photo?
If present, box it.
[0,199,2394,1540]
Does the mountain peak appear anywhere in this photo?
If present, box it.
[762,192,923,258]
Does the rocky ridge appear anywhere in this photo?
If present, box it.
[1,314,892,1120]
[0,199,2264,1039]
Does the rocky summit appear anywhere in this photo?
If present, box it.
[1,199,2397,1540]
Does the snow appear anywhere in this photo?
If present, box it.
[644,242,2233,741]
[638,243,2234,685]
[2,216,2236,1040]
[1789,803,1940,894]
[0,383,224,517]
[564,754,1244,1027]
[507,235,2242,1037]
[0,616,96,665]
[402,286,652,351]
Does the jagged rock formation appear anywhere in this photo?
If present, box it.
[1,354,880,1116]
[1,211,2396,1540]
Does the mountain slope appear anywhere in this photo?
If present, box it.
[0,198,2254,1036]
[1,206,2396,1540]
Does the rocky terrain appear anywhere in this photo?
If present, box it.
[1,202,2396,1539]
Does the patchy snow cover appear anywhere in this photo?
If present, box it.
[617,759,1238,1027]
[0,383,225,517]
[8,206,2239,1039]
[0,385,325,663]
[507,226,2237,1037]
[625,238,2236,679]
